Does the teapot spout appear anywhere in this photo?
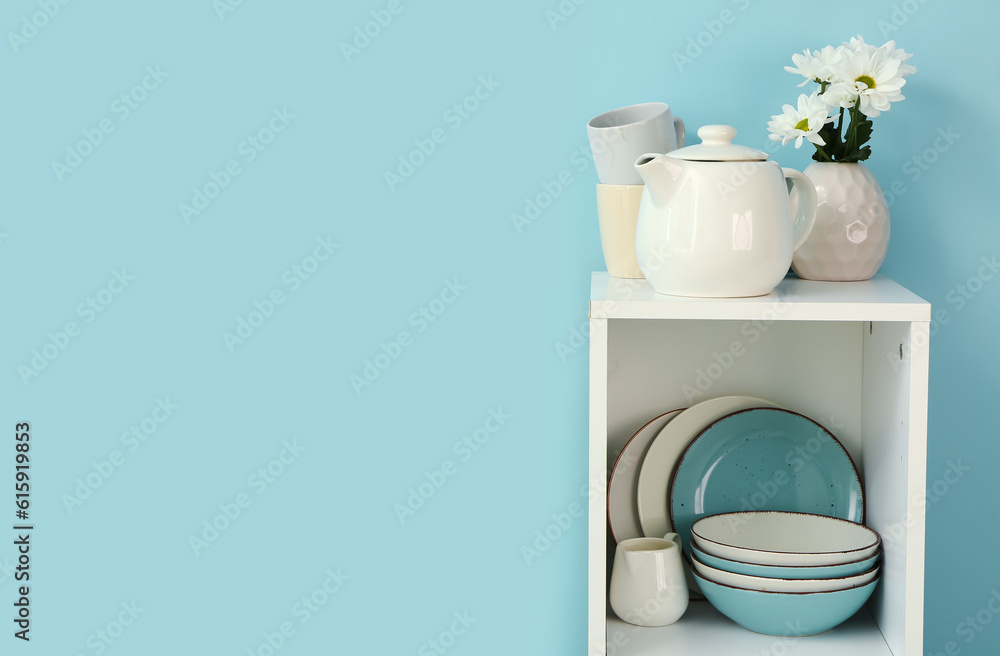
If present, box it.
[634,153,683,207]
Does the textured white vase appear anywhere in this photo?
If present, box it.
[791,162,890,281]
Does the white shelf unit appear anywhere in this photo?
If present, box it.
[588,273,930,656]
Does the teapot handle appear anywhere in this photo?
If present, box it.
[672,117,686,149]
[782,168,817,251]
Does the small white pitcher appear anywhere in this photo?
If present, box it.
[610,533,689,627]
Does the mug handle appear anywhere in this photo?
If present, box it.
[662,532,682,548]
[782,168,817,251]
[672,117,686,149]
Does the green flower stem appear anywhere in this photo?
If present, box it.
[845,102,861,154]
[813,143,832,162]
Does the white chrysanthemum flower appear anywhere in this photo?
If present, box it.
[844,35,916,77]
[824,45,907,117]
[844,35,878,57]
[880,40,916,77]
[785,45,845,86]
[768,93,835,148]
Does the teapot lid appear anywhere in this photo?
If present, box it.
[668,125,768,162]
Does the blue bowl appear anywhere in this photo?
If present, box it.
[693,571,878,636]
[691,541,880,579]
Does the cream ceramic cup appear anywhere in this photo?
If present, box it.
[610,532,689,627]
[588,102,685,185]
[596,184,644,279]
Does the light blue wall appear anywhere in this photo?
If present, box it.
[0,0,996,654]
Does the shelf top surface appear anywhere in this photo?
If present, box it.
[590,272,930,322]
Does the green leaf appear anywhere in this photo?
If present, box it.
[812,123,839,162]
[841,145,871,163]
[836,109,874,162]
[853,116,874,149]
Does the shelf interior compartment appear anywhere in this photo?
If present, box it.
[595,318,925,655]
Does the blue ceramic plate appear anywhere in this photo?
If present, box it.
[669,408,863,555]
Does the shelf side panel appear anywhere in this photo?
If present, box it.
[589,317,609,656]
[862,321,928,656]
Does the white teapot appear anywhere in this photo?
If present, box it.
[634,125,817,297]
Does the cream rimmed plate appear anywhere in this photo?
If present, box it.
[636,396,781,539]
[692,511,878,567]
[607,409,684,543]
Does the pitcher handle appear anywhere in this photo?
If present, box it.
[672,117,686,149]
[782,168,817,251]
[662,532,682,548]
